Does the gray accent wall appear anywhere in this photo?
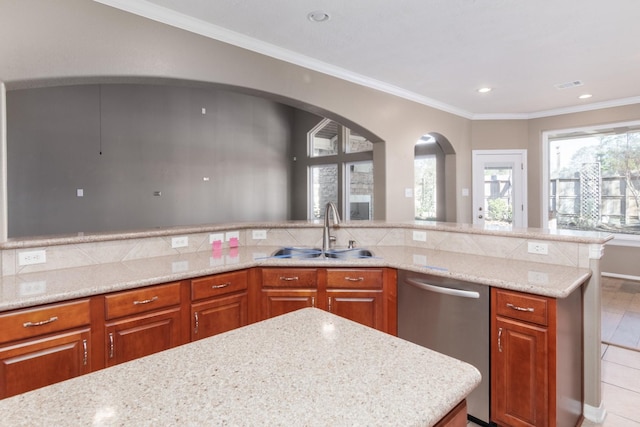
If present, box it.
[7,84,293,237]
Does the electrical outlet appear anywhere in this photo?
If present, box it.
[209,233,224,244]
[412,231,427,242]
[18,249,47,266]
[171,236,189,248]
[527,242,548,255]
[252,229,267,240]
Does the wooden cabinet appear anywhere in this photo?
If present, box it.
[260,268,318,319]
[491,288,583,427]
[258,267,397,334]
[0,300,91,398]
[190,270,249,341]
[326,268,384,330]
[103,282,185,367]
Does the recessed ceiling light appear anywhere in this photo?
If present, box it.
[307,11,330,22]
[477,87,492,93]
[578,94,593,99]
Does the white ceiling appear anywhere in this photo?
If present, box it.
[97,0,640,119]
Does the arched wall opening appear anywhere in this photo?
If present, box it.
[414,132,456,222]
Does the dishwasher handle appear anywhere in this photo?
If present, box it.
[404,278,480,299]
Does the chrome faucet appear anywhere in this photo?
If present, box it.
[322,201,341,253]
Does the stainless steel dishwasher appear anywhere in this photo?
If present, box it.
[398,270,490,426]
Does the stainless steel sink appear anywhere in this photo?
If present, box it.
[324,248,374,259]
[271,247,323,258]
[270,247,374,259]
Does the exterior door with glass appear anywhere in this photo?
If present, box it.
[472,150,527,228]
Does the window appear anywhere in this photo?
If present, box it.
[415,134,447,221]
[545,123,640,236]
[307,119,374,220]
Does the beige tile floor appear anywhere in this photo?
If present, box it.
[602,277,640,351]
[582,276,640,426]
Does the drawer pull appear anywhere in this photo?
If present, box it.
[328,297,333,312]
[82,339,88,366]
[23,316,58,328]
[109,333,114,359]
[344,276,364,282]
[133,296,159,305]
[279,276,299,281]
[311,297,315,307]
[498,327,503,353]
[506,303,534,312]
[194,312,199,336]
[211,282,231,289]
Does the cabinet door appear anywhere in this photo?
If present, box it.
[0,328,91,398]
[261,289,317,320]
[105,307,181,367]
[191,293,248,341]
[492,316,549,427]
[327,290,383,330]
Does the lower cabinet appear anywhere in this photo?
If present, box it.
[258,267,397,334]
[490,288,583,427]
[0,300,92,398]
[190,270,249,341]
[103,282,184,367]
[260,268,319,319]
[326,268,384,331]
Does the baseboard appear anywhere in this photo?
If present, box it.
[583,402,607,423]
[602,272,640,282]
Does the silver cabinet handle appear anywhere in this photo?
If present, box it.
[211,282,231,289]
[498,328,503,353]
[108,332,114,359]
[506,303,534,312]
[194,312,199,336]
[405,278,480,299]
[345,276,364,282]
[311,296,315,307]
[82,339,88,366]
[279,276,299,281]
[23,316,58,327]
[133,296,158,305]
[328,297,333,312]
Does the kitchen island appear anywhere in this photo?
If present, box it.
[0,307,480,426]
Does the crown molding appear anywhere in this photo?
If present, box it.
[95,0,640,121]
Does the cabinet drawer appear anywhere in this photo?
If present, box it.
[105,282,182,320]
[191,270,248,301]
[494,289,549,326]
[261,268,317,288]
[0,299,91,344]
[326,269,383,289]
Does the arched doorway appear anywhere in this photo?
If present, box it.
[414,133,456,221]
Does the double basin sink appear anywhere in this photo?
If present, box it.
[271,247,374,260]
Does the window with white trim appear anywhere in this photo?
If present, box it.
[545,123,640,236]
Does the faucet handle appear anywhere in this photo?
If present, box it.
[348,240,356,249]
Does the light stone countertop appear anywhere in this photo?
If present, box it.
[0,244,593,312]
[0,308,481,427]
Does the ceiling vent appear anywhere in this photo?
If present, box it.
[554,80,584,90]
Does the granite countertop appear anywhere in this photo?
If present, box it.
[0,308,481,427]
[0,244,593,312]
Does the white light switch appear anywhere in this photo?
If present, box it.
[76,188,84,197]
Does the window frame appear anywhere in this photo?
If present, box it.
[306,119,374,220]
[542,119,640,245]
